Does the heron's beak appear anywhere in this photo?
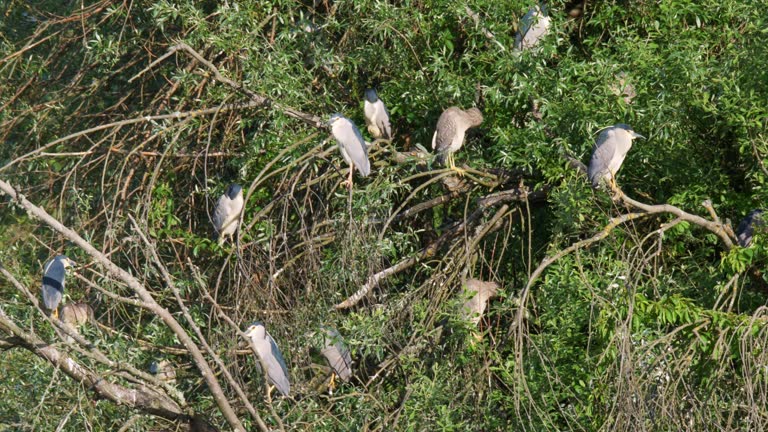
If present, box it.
[631,132,645,140]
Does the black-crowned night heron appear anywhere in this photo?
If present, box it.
[587,124,645,191]
[363,89,392,140]
[515,3,551,51]
[461,279,499,327]
[41,255,76,319]
[736,210,764,247]
[149,359,177,385]
[243,322,290,397]
[329,113,370,189]
[213,183,244,245]
[319,326,352,389]
[432,107,484,175]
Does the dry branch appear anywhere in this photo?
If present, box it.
[0,307,184,420]
[131,43,324,128]
[334,185,546,309]
[0,179,247,432]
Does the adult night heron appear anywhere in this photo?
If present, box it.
[329,113,370,189]
[213,183,244,245]
[587,124,645,191]
[515,3,551,51]
[243,322,291,396]
[736,210,764,247]
[41,255,76,319]
[432,106,484,175]
[363,89,392,140]
[149,359,177,385]
[461,279,500,327]
[319,326,353,388]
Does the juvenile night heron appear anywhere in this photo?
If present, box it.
[460,279,500,327]
[329,113,370,189]
[515,3,551,51]
[363,89,392,140]
[587,124,645,191]
[243,322,290,397]
[149,359,177,385]
[610,72,636,105]
[213,183,244,245]
[60,302,93,328]
[432,107,484,175]
[736,210,764,247]
[41,255,76,319]
[319,326,353,389]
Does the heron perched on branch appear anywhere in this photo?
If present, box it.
[736,210,764,247]
[461,279,500,327]
[363,89,392,140]
[329,113,370,189]
[515,3,551,51]
[243,322,291,397]
[319,326,353,389]
[587,124,645,192]
[213,183,244,245]
[41,255,76,320]
[432,107,484,175]
[149,359,177,385]
[60,302,93,327]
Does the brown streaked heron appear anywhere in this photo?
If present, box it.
[432,107,484,176]
[461,279,500,327]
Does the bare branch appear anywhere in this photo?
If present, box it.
[131,43,324,128]
[0,179,247,432]
[0,307,185,420]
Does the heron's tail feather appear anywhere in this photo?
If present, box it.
[435,152,447,166]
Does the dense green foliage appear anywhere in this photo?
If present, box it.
[1,0,768,430]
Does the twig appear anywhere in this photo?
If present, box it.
[131,43,324,127]
[0,179,247,432]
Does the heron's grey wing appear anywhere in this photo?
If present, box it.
[41,283,63,310]
[378,102,392,139]
[321,334,353,381]
[434,112,458,154]
[336,340,353,380]
[344,123,370,177]
[515,8,535,49]
[42,260,65,309]
[266,334,291,395]
[587,132,619,186]
[212,195,229,231]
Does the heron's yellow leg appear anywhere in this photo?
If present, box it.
[328,372,337,394]
[52,309,59,320]
[449,154,466,177]
[340,166,354,189]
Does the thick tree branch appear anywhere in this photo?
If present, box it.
[335,186,546,309]
[0,179,247,432]
[0,308,184,420]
